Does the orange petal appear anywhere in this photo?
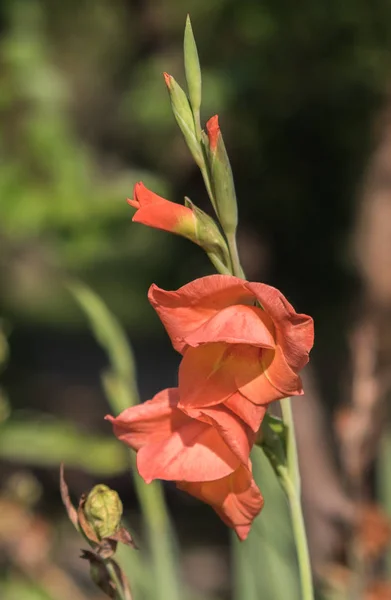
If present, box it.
[224,392,267,432]
[179,342,289,409]
[137,417,240,483]
[246,282,314,372]
[127,198,140,209]
[261,347,304,397]
[105,388,184,450]
[206,115,220,151]
[177,463,263,540]
[132,201,195,235]
[107,387,240,484]
[148,275,252,353]
[133,182,165,206]
[237,347,303,404]
[184,304,275,348]
[178,343,240,408]
[179,403,255,465]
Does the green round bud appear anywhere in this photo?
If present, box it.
[83,484,123,540]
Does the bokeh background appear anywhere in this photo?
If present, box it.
[2,0,391,598]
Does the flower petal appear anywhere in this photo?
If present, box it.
[107,387,240,484]
[184,304,275,348]
[178,343,240,408]
[224,392,267,432]
[177,463,264,540]
[246,282,314,372]
[133,182,166,206]
[148,275,252,353]
[178,342,289,409]
[137,418,240,483]
[237,347,303,404]
[105,388,183,450]
[179,403,255,465]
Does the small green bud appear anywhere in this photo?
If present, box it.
[83,484,123,541]
[206,114,238,236]
[184,15,202,118]
[164,73,204,167]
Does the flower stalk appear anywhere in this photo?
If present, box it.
[280,398,314,600]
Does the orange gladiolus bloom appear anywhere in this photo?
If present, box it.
[106,388,263,540]
[149,275,314,431]
[128,182,197,240]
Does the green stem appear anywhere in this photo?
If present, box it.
[280,397,314,600]
[280,397,301,489]
[105,560,128,600]
[200,163,217,213]
[280,471,313,600]
[207,251,232,275]
[193,108,202,143]
[226,231,245,278]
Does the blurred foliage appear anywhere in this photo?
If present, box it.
[0,416,129,474]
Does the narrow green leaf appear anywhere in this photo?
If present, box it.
[68,281,139,412]
[0,417,128,475]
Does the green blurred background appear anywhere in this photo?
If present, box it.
[2,0,391,598]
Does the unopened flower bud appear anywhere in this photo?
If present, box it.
[206,115,238,236]
[164,73,203,167]
[128,183,230,270]
[184,15,201,117]
[83,484,123,541]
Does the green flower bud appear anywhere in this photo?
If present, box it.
[206,114,238,236]
[164,73,204,168]
[184,15,202,117]
[83,484,123,541]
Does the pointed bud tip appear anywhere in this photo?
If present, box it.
[163,72,172,88]
[206,115,220,151]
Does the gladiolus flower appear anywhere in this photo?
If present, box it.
[106,388,263,540]
[128,183,229,263]
[128,182,197,240]
[148,275,314,430]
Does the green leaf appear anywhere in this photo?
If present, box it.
[68,281,139,412]
[0,417,128,475]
